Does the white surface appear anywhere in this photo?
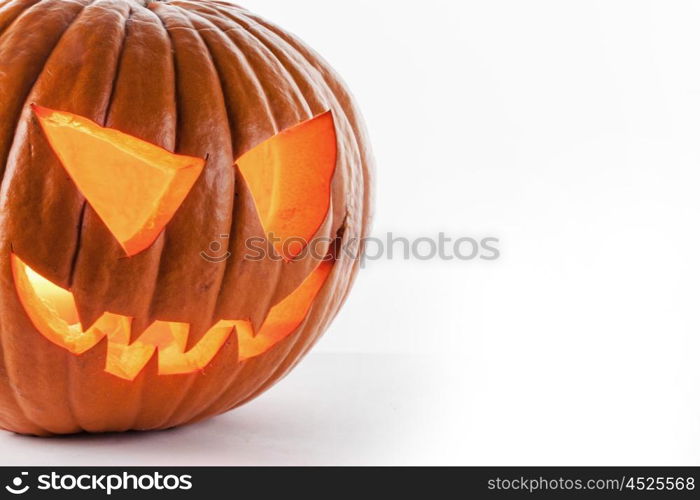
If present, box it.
[1,351,697,466]
[2,0,700,465]
[0,354,438,466]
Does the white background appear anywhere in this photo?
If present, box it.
[3,0,700,465]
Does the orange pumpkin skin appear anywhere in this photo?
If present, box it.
[0,0,373,435]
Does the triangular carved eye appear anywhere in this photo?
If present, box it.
[236,111,337,260]
[33,105,205,257]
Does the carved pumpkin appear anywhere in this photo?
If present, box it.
[0,0,373,435]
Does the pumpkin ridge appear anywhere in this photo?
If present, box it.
[252,14,373,191]
[65,0,139,331]
[0,0,97,436]
[67,201,88,289]
[206,16,367,414]
[145,0,235,351]
[205,13,286,334]
[0,0,42,39]
[141,0,180,330]
[183,17,246,344]
[189,177,255,418]
[208,7,328,326]
[176,7,262,337]
[249,13,376,309]
[186,10,344,420]
[173,2,312,157]
[0,0,96,181]
[103,2,133,123]
[181,2,281,153]
[181,6,294,334]
[222,10,348,307]
[172,6,239,349]
[64,0,134,434]
[159,1,232,347]
[149,373,199,430]
[120,0,178,341]
[207,13,325,297]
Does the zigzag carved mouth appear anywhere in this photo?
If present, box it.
[11,254,333,381]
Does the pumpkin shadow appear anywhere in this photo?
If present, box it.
[1,354,419,465]
[3,415,245,465]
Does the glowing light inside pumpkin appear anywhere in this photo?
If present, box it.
[237,111,336,260]
[32,105,205,257]
[11,254,333,380]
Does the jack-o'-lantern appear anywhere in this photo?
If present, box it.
[0,0,373,435]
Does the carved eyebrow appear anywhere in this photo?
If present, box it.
[33,105,205,257]
[236,111,337,260]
